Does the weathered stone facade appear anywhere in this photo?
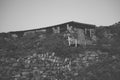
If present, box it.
[65,23,96,46]
[8,21,96,46]
[11,34,18,38]
[52,27,60,33]
[76,28,86,45]
[36,29,46,33]
[23,31,36,36]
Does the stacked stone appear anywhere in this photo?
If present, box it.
[0,51,118,80]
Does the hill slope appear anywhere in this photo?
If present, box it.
[0,21,120,80]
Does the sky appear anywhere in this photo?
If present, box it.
[0,0,120,32]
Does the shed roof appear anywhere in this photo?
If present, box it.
[9,21,96,34]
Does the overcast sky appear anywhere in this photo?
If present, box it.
[0,0,120,32]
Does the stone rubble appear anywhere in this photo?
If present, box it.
[0,51,119,80]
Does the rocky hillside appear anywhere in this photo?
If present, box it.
[0,21,120,80]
